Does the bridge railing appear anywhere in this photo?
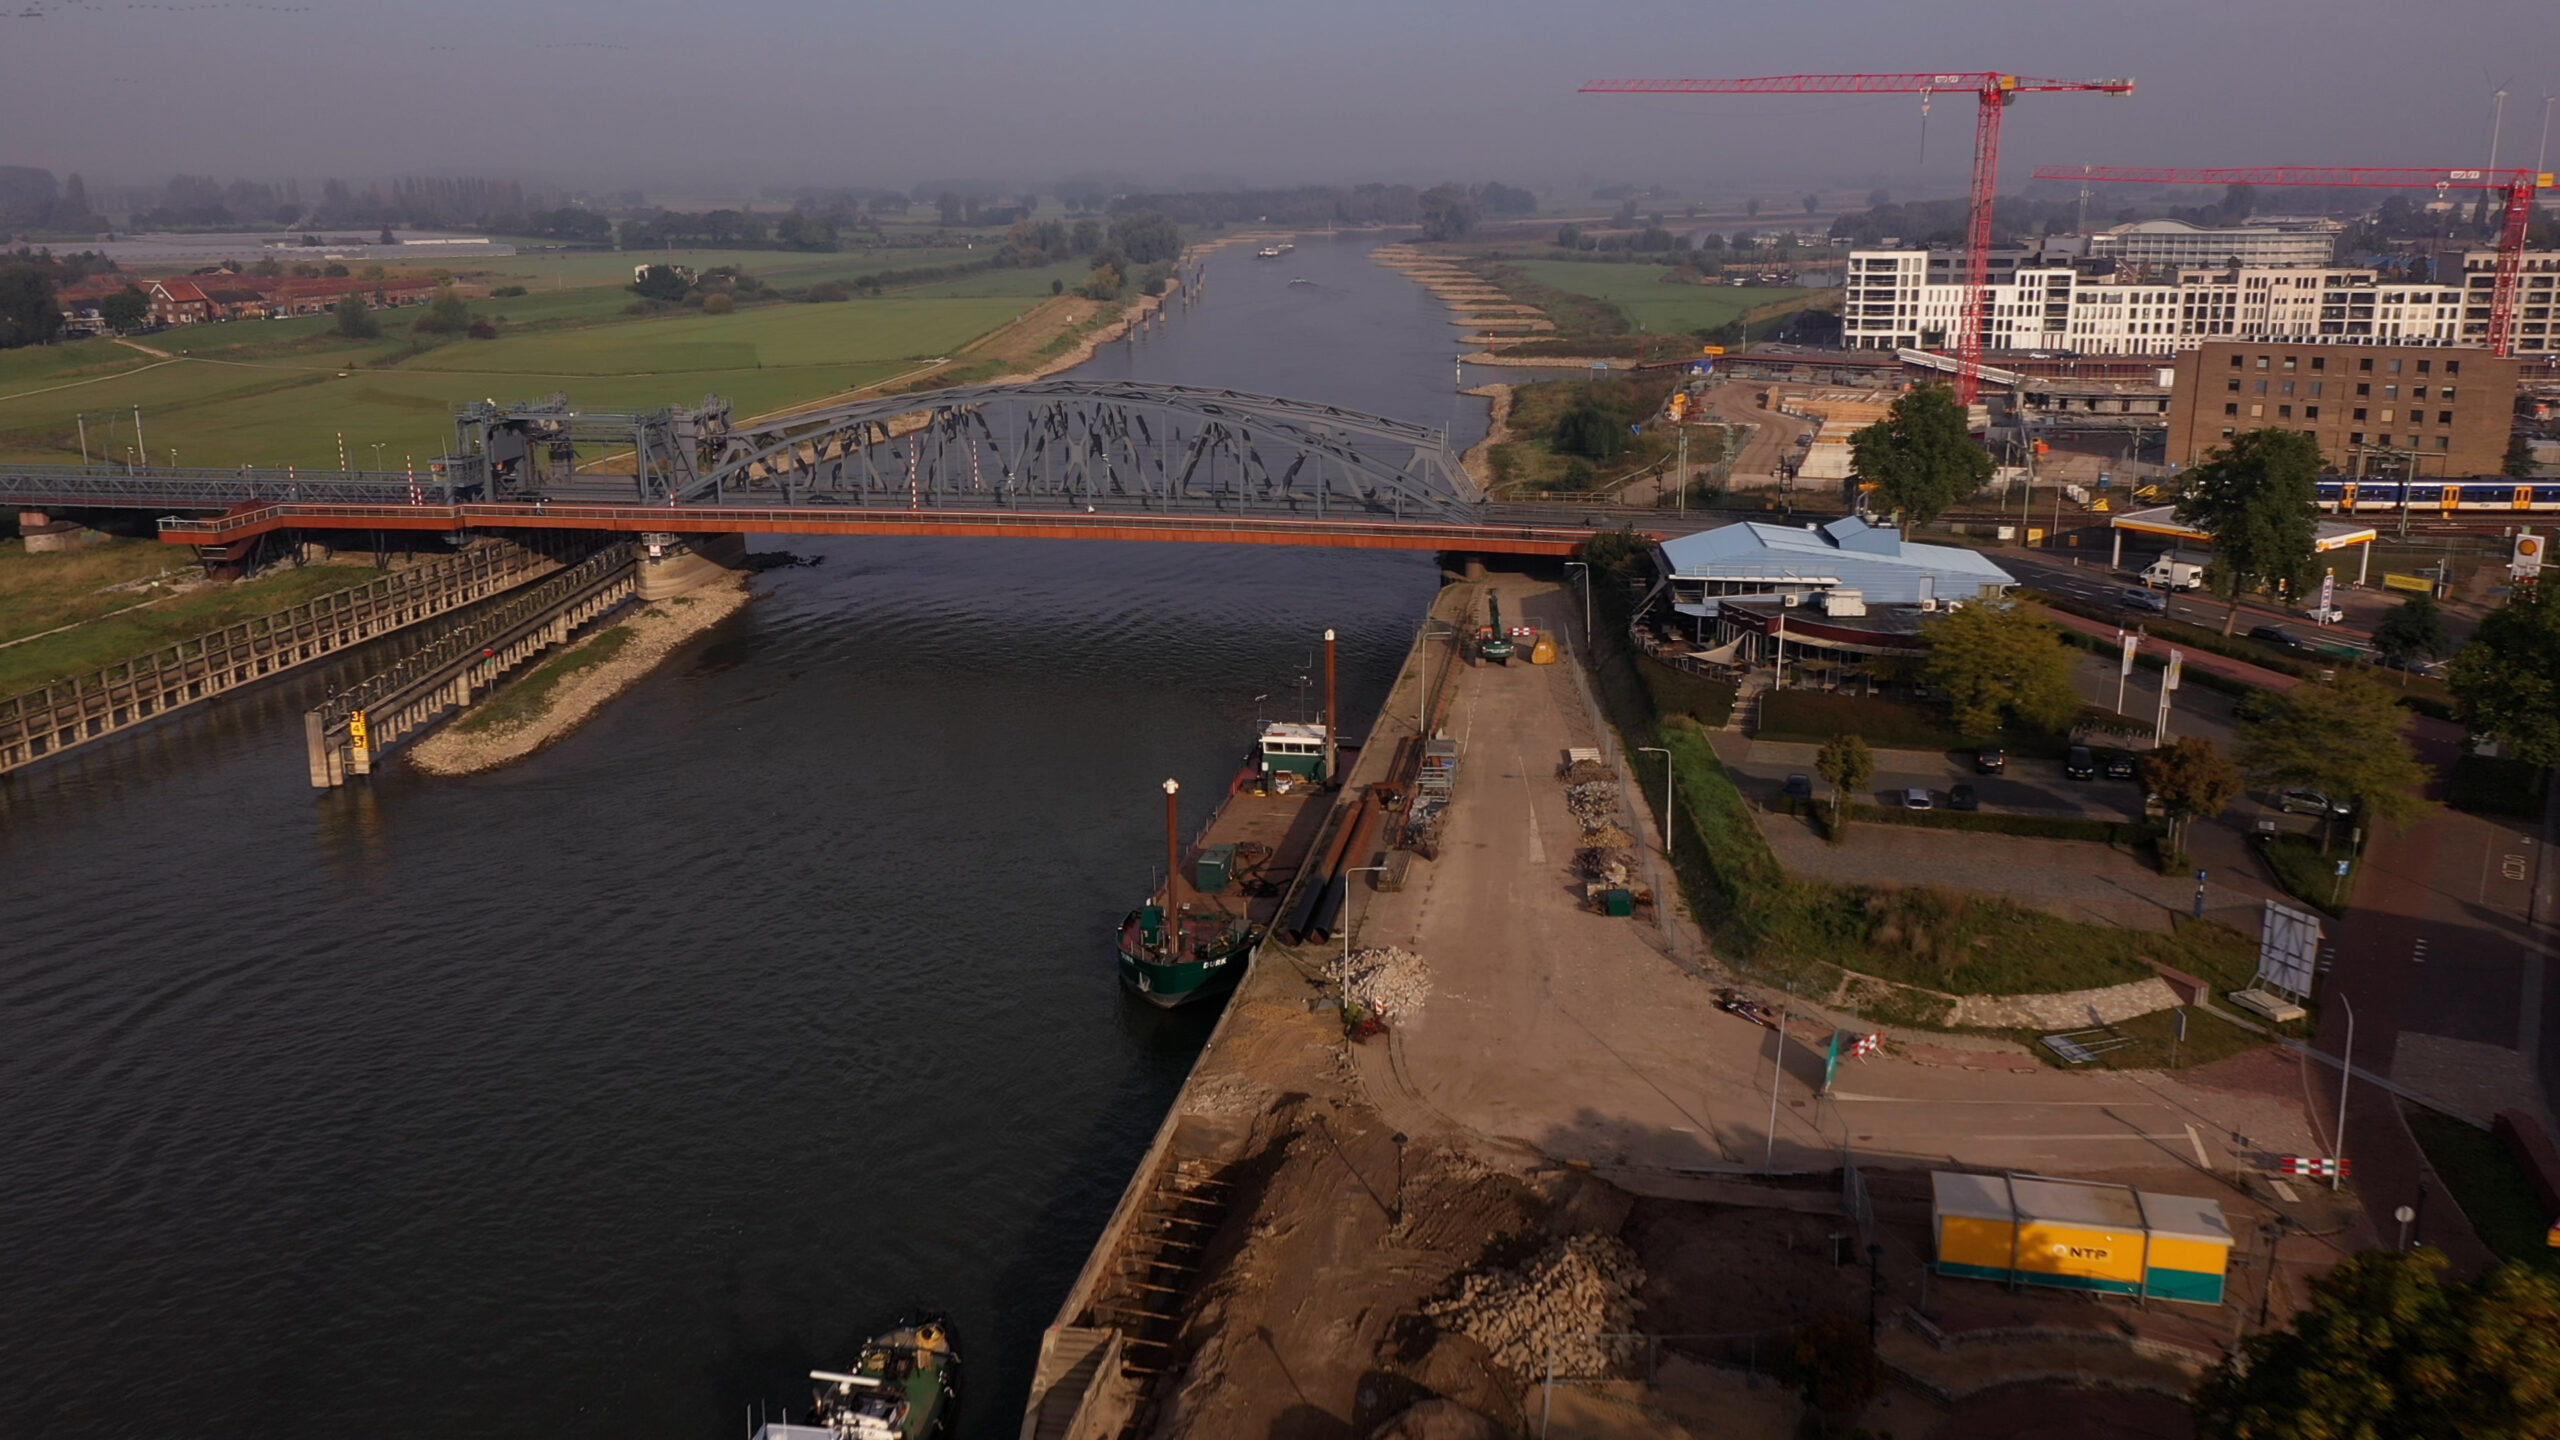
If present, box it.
[6,465,458,508]
[156,500,1608,550]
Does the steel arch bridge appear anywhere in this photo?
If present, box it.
[656,380,1484,522]
[0,381,1486,526]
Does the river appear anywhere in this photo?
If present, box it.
[0,234,1485,1438]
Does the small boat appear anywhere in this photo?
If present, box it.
[1255,245,1282,258]
[771,1320,958,1440]
[1288,276,1313,286]
[1277,241,1295,252]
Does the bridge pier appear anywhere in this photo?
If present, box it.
[19,508,107,554]
[637,532,746,600]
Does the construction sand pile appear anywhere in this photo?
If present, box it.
[1423,1233,1647,1380]
[1321,945,1431,1021]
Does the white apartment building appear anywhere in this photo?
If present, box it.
[2087,218,2340,269]
[1841,248,2483,357]
[2456,248,2560,354]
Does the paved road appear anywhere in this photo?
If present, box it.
[1346,576,2323,1187]
[2310,718,2553,1270]
[2001,549,2384,658]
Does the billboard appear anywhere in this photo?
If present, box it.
[2256,900,2323,1001]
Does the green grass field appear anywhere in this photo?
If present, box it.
[0,246,1083,467]
[0,539,385,694]
[1501,260,1814,336]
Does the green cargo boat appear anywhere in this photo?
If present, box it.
[1118,719,1335,1008]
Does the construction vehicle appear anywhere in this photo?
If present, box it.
[1478,594,1516,665]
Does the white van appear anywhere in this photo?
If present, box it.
[2139,554,2207,591]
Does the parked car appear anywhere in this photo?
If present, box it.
[2064,746,2096,780]
[2278,787,2352,819]
[2103,751,2137,781]
[1948,783,1980,811]
[1902,787,1934,810]
[2248,623,2301,649]
[2118,587,2168,614]
[1783,773,1813,799]
[1974,748,2007,775]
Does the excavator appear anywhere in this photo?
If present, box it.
[1477,594,1516,666]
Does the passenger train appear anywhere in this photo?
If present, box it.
[2314,478,2560,515]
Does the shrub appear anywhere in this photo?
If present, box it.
[466,319,498,340]
[701,292,734,315]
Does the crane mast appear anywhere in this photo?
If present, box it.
[1584,72,2135,402]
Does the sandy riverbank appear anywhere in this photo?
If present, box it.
[1456,382,1513,488]
[405,578,750,777]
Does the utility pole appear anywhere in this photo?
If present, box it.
[2333,991,2355,1192]
[1638,745,1674,863]
[1565,561,1592,651]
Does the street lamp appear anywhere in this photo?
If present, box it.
[1637,745,1674,864]
[2332,991,2355,1192]
[370,441,386,475]
[1564,561,1592,651]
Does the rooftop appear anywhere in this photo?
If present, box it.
[1662,516,2017,588]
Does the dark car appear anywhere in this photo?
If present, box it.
[2103,751,2137,781]
[1974,748,2006,775]
[2064,745,2096,780]
[2118,587,2168,614]
[1949,783,1980,811]
[1782,773,1813,799]
[2248,623,2301,649]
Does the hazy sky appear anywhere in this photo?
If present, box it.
[4,0,2556,199]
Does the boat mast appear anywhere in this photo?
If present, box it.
[1322,628,1338,782]
[1162,777,1183,932]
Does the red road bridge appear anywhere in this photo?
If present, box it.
[151,502,1601,556]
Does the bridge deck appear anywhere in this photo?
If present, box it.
[153,502,1613,556]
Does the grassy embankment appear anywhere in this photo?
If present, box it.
[1484,374,1703,496]
[1580,546,2271,1059]
[453,622,637,734]
[0,538,383,694]
[0,247,1103,469]
[1459,257,1820,360]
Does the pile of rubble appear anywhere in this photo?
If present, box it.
[1564,781,1619,832]
[1322,945,1432,1021]
[1422,1233,1648,1380]
[1573,846,1634,886]
[1558,757,1615,785]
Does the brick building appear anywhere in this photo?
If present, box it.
[146,278,215,325]
[2166,341,2517,476]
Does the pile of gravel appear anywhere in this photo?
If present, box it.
[1322,945,1431,1021]
[1558,758,1615,785]
[1423,1233,1647,1380]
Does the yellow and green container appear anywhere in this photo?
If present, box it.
[1932,1171,2231,1306]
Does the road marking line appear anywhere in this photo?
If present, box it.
[2186,1123,2210,1168]
[2270,1179,2301,1202]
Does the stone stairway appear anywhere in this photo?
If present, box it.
[1726,671,1772,733]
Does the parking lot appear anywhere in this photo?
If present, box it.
[1724,739,2148,820]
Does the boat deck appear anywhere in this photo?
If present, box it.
[1183,747,1354,930]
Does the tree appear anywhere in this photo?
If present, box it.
[1815,734,1873,837]
[1847,384,1992,527]
[1745,197,1762,217]
[2371,592,2449,668]
[0,264,64,349]
[1108,212,1182,264]
[1921,602,2081,738]
[2192,1249,2560,1440]
[2137,737,2243,858]
[629,265,691,303]
[376,225,396,245]
[1555,223,1583,249]
[1478,181,1538,215]
[2174,429,2322,635]
[1417,184,1478,241]
[936,191,964,226]
[2449,583,2560,766]
[1552,399,1629,461]
[2506,434,2537,478]
[1777,1312,1878,1419]
[331,292,379,339]
[701,292,733,315]
[2238,669,2430,833]
[99,284,150,332]
[1802,192,1819,215]
[410,283,471,335]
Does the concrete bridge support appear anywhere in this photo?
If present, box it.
[636,532,747,600]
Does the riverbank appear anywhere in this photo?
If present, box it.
[405,577,749,776]
[1456,382,1513,489]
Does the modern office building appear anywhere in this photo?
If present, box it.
[2453,248,2560,354]
[2086,218,2340,269]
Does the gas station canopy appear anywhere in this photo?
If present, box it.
[2109,504,2377,554]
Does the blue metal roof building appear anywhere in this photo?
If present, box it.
[1659,517,2018,617]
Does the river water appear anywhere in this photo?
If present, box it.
[0,235,1481,1438]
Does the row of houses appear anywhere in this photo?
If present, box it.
[57,275,443,333]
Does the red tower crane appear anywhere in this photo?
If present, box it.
[2029,164,2553,355]
[1582,72,2136,401]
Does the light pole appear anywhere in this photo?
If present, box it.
[2332,991,2355,1192]
[1637,745,1673,863]
[370,442,386,475]
[1763,984,1794,1171]
[1564,561,1592,651]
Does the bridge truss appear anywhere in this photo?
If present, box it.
[0,381,1486,526]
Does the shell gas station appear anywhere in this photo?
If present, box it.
[2104,504,2381,588]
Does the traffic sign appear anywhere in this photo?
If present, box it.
[2280,1156,2352,1178]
